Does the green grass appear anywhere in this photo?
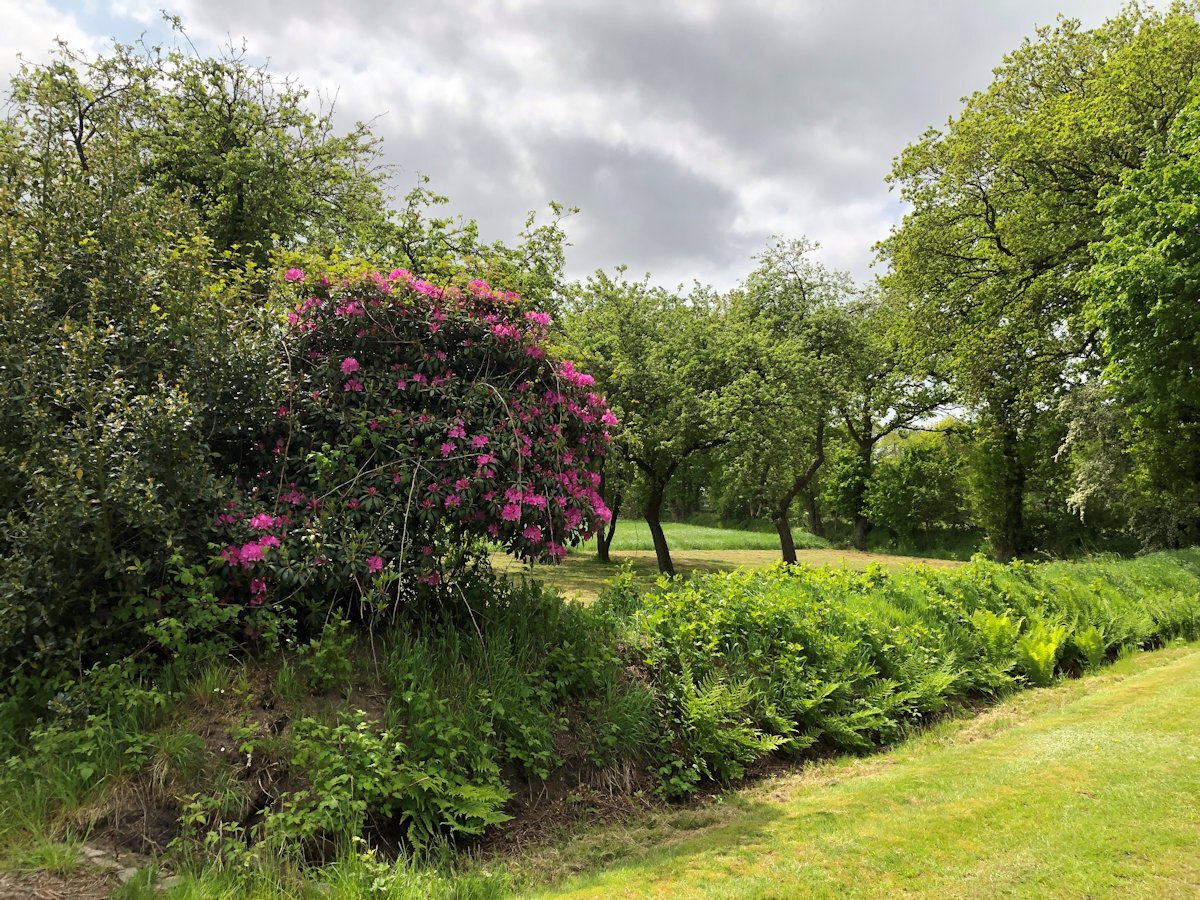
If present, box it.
[529,643,1200,898]
[577,520,829,553]
[495,546,962,602]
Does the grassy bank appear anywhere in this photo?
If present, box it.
[1,551,1198,896]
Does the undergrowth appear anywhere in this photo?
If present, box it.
[1,550,1198,893]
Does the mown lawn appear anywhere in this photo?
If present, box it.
[492,519,962,601]
[579,520,828,552]
[526,643,1200,899]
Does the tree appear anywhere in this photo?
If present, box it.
[8,34,392,280]
[865,428,971,545]
[1083,91,1200,545]
[880,3,1200,560]
[717,238,848,563]
[834,292,949,549]
[564,271,732,575]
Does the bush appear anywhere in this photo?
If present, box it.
[620,550,1200,793]
[210,267,616,628]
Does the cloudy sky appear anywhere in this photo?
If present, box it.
[5,0,1141,289]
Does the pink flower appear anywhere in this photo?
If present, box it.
[249,578,267,595]
[525,311,552,327]
[367,555,384,574]
[259,534,281,548]
[476,453,495,467]
[502,503,522,522]
[284,267,305,283]
[344,379,364,392]
[471,434,489,449]
[249,513,275,530]
[340,357,361,375]
[440,442,455,457]
[420,572,441,586]
[522,525,543,542]
[239,542,264,564]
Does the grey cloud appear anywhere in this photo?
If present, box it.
[41,0,1149,287]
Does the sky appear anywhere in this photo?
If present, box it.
[4,0,1142,290]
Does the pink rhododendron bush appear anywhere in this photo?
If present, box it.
[213,268,615,618]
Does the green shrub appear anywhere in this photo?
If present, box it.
[1015,621,1068,687]
[266,713,512,853]
[624,550,1200,795]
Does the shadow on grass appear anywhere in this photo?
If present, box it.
[492,548,964,602]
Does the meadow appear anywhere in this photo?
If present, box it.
[493,521,962,601]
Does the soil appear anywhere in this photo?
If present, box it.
[0,869,117,899]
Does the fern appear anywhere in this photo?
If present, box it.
[1016,621,1067,687]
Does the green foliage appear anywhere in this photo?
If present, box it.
[626,550,1200,795]
[865,429,971,545]
[1015,621,1068,687]
[266,712,512,853]
[563,271,736,574]
[298,615,355,696]
[1083,91,1200,546]
[881,3,1200,560]
[714,238,848,551]
[655,668,785,794]
[1069,624,1108,672]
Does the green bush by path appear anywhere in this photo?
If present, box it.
[622,550,1200,796]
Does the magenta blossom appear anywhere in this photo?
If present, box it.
[340,356,361,375]
[284,267,305,283]
[366,555,384,574]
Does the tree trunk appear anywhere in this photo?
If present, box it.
[643,482,675,576]
[803,489,825,538]
[596,491,622,563]
[990,423,1027,563]
[772,422,825,564]
[775,513,797,564]
[851,439,874,550]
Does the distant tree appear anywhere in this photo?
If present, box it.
[718,238,848,563]
[834,292,949,549]
[866,428,970,544]
[1083,92,1200,545]
[881,3,1200,560]
[564,271,733,575]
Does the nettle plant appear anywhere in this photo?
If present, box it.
[213,267,616,621]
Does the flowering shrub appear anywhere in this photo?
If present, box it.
[213,268,616,617]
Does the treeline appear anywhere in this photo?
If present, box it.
[4,2,1200,658]
[565,3,1200,570]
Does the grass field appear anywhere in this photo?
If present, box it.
[493,520,961,601]
[577,520,829,552]
[527,643,1200,899]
